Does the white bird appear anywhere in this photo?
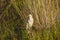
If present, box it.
[26,14,34,32]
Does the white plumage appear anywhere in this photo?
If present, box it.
[26,14,34,31]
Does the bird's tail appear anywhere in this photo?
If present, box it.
[26,23,28,30]
[26,23,31,33]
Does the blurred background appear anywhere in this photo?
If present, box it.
[0,0,60,40]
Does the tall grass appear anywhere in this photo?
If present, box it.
[0,0,60,40]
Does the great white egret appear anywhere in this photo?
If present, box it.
[26,14,34,33]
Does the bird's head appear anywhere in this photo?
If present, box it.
[29,14,32,18]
